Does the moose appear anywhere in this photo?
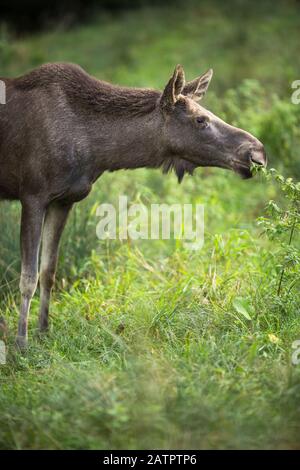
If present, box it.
[0,63,267,349]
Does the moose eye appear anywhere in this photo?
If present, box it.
[196,116,208,127]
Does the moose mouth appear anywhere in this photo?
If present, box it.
[234,149,267,179]
[236,163,253,179]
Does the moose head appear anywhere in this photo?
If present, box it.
[159,65,267,181]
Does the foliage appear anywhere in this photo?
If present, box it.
[257,167,300,297]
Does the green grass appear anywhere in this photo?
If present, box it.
[1,229,300,449]
[2,0,300,93]
[0,0,300,449]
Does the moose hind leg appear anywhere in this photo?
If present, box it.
[39,203,72,332]
[17,198,45,350]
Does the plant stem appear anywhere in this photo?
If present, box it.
[277,206,297,296]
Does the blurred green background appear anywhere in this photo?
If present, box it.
[0,0,299,450]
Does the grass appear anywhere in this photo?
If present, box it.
[1,235,299,449]
[0,0,300,449]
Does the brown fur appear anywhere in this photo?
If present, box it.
[16,63,160,117]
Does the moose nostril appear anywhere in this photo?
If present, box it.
[249,148,267,167]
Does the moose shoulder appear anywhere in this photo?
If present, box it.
[0,63,267,348]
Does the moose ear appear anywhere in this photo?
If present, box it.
[183,68,213,101]
[160,65,185,109]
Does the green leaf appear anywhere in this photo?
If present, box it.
[232,297,253,321]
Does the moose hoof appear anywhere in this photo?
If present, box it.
[15,335,28,352]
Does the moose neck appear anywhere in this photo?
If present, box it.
[74,82,166,174]
[99,111,165,172]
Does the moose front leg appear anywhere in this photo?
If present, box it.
[39,202,72,332]
[16,198,45,350]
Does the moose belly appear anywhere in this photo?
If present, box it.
[56,176,93,204]
[0,177,19,200]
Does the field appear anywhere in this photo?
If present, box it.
[0,0,300,449]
